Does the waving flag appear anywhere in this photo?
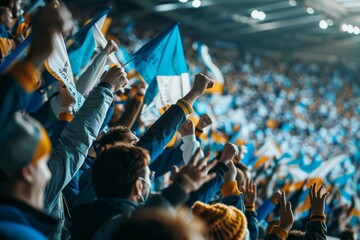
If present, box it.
[132,21,191,110]
[44,32,85,112]
[67,7,111,77]
[74,23,120,96]
[253,140,282,169]
[193,42,224,94]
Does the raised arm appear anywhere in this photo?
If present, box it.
[45,66,128,212]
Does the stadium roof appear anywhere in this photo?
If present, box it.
[68,0,360,67]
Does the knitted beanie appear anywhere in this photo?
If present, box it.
[0,112,52,177]
[192,201,247,240]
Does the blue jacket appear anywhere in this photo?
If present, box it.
[186,162,228,206]
[0,196,58,240]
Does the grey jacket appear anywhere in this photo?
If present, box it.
[44,83,113,239]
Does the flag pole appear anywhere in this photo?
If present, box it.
[121,55,135,68]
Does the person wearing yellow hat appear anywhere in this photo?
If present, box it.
[192,201,248,240]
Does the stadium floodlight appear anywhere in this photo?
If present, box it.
[258,11,266,21]
[179,0,188,2]
[192,0,201,8]
[354,26,360,35]
[327,19,334,27]
[289,0,297,7]
[251,10,260,19]
[347,24,354,34]
[251,10,266,21]
[319,20,328,29]
[341,23,348,32]
[306,7,315,14]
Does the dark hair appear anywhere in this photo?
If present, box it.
[339,230,355,240]
[0,0,13,9]
[0,6,10,16]
[92,143,150,198]
[287,230,305,240]
[113,208,206,240]
[97,125,131,150]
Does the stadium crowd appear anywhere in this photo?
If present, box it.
[0,0,359,240]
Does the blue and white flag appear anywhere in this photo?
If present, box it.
[115,46,135,72]
[132,21,191,110]
[67,7,111,77]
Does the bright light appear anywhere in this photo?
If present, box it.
[341,23,348,32]
[251,9,266,21]
[326,19,334,26]
[354,26,360,35]
[347,24,354,33]
[258,11,266,21]
[289,0,297,7]
[251,10,260,19]
[306,7,315,14]
[179,0,188,2]
[192,0,201,8]
[319,20,328,29]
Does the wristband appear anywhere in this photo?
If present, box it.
[195,127,203,133]
[61,105,74,114]
[245,204,256,211]
[310,214,326,219]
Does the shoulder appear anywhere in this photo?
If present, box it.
[0,221,47,240]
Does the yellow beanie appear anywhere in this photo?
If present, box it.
[192,201,247,240]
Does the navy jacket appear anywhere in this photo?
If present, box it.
[0,196,58,240]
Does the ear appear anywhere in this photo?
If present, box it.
[21,165,34,184]
[134,178,143,196]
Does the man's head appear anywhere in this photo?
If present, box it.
[0,7,12,30]
[92,143,151,203]
[0,113,52,209]
[114,207,207,240]
[0,0,21,18]
[97,125,139,151]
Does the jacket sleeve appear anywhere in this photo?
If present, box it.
[186,162,228,206]
[220,181,244,211]
[264,226,288,240]
[257,198,276,221]
[245,210,259,240]
[149,146,183,178]
[137,100,191,162]
[149,134,203,178]
[304,220,327,240]
[76,50,108,97]
[44,83,113,212]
